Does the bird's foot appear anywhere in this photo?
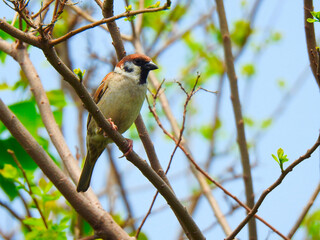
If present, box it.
[107,118,118,131]
[99,118,118,137]
[119,139,133,158]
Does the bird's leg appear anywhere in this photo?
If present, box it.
[119,139,133,158]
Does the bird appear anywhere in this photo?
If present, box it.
[77,53,158,192]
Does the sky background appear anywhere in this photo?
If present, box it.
[0,0,320,239]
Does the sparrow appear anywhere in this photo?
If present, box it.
[77,54,158,192]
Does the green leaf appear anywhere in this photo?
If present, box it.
[302,209,320,239]
[0,138,37,170]
[0,175,19,200]
[261,118,272,129]
[311,11,320,20]
[0,19,27,42]
[39,178,53,194]
[7,100,43,137]
[46,90,67,108]
[241,64,255,77]
[200,125,214,140]
[0,164,19,180]
[23,217,45,227]
[131,231,148,240]
[52,11,69,38]
[243,117,255,127]
[31,185,42,196]
[125,5,132,12]
[231,20,252,47]
[0,83,10,90]
[147,1,160,8]
[73,68,86,82]
[125,15,136,21]
[112,213,125,226]
[307,18,317,23]
[270,32,282,42]
[277,79,286,89]
[0,51,7,64]
[0,137,37,200]
[24,221,68,240]
[271,154,279,164]
[272,148,289,172]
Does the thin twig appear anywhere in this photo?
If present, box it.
[67,4,131,41]
[148,102,289,239]
[0,200,31,231]
[225,134,320,240]
[7,149,48,229]
[106,146,136,231]
[0,100,131,240]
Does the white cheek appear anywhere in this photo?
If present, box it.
[114,65,141,84]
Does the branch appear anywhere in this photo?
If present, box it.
[1,41,100,205]
[39,39,204,240]
[304,0,320,88]
[0,99,131,240]
[149,100,289,240]
[67,4,132,41]
[214,0,257,238]
[102,0,126,59]
[226,134,320,240]
[7,150,48,229]
[0,19,41,48]
[0,200,31,231]
[106,146,136,231]
[287,182,320,238]
[99,1,203,238]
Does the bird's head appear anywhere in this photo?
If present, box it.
[114,54,158,85]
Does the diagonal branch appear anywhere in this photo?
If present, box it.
[148,101,289,240]
[287,182,320,238]
[40,38,204,240]
[0,99,131,240]
[226,134,320,240]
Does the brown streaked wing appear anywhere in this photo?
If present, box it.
[87,72,113,129]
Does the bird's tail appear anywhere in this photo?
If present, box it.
[77,146,104,192]
[77,155,95,192]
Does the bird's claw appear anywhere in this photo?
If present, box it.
[107,118,118,131]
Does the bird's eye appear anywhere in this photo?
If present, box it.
[124,65,133,73]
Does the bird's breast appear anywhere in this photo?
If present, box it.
[97,79,147,133]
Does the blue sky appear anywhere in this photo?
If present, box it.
[0,0,320,239]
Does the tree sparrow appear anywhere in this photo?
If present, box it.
[77,54,158,192]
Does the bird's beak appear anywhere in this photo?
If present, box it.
[144,61,158,71]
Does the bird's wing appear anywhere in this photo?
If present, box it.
[87,72,113,129]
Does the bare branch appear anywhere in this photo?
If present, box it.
[287,183,320,238]
[7,150,48,229]
[0,200,31,231]
[304,0,320,88]
[0,19,41,47]
[149,101,289,239]
[67,4,132,41]
[214,0,257,238]
[0,99,131,240]
[226,134,320,240]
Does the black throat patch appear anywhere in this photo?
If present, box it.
[139,69,149,85]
